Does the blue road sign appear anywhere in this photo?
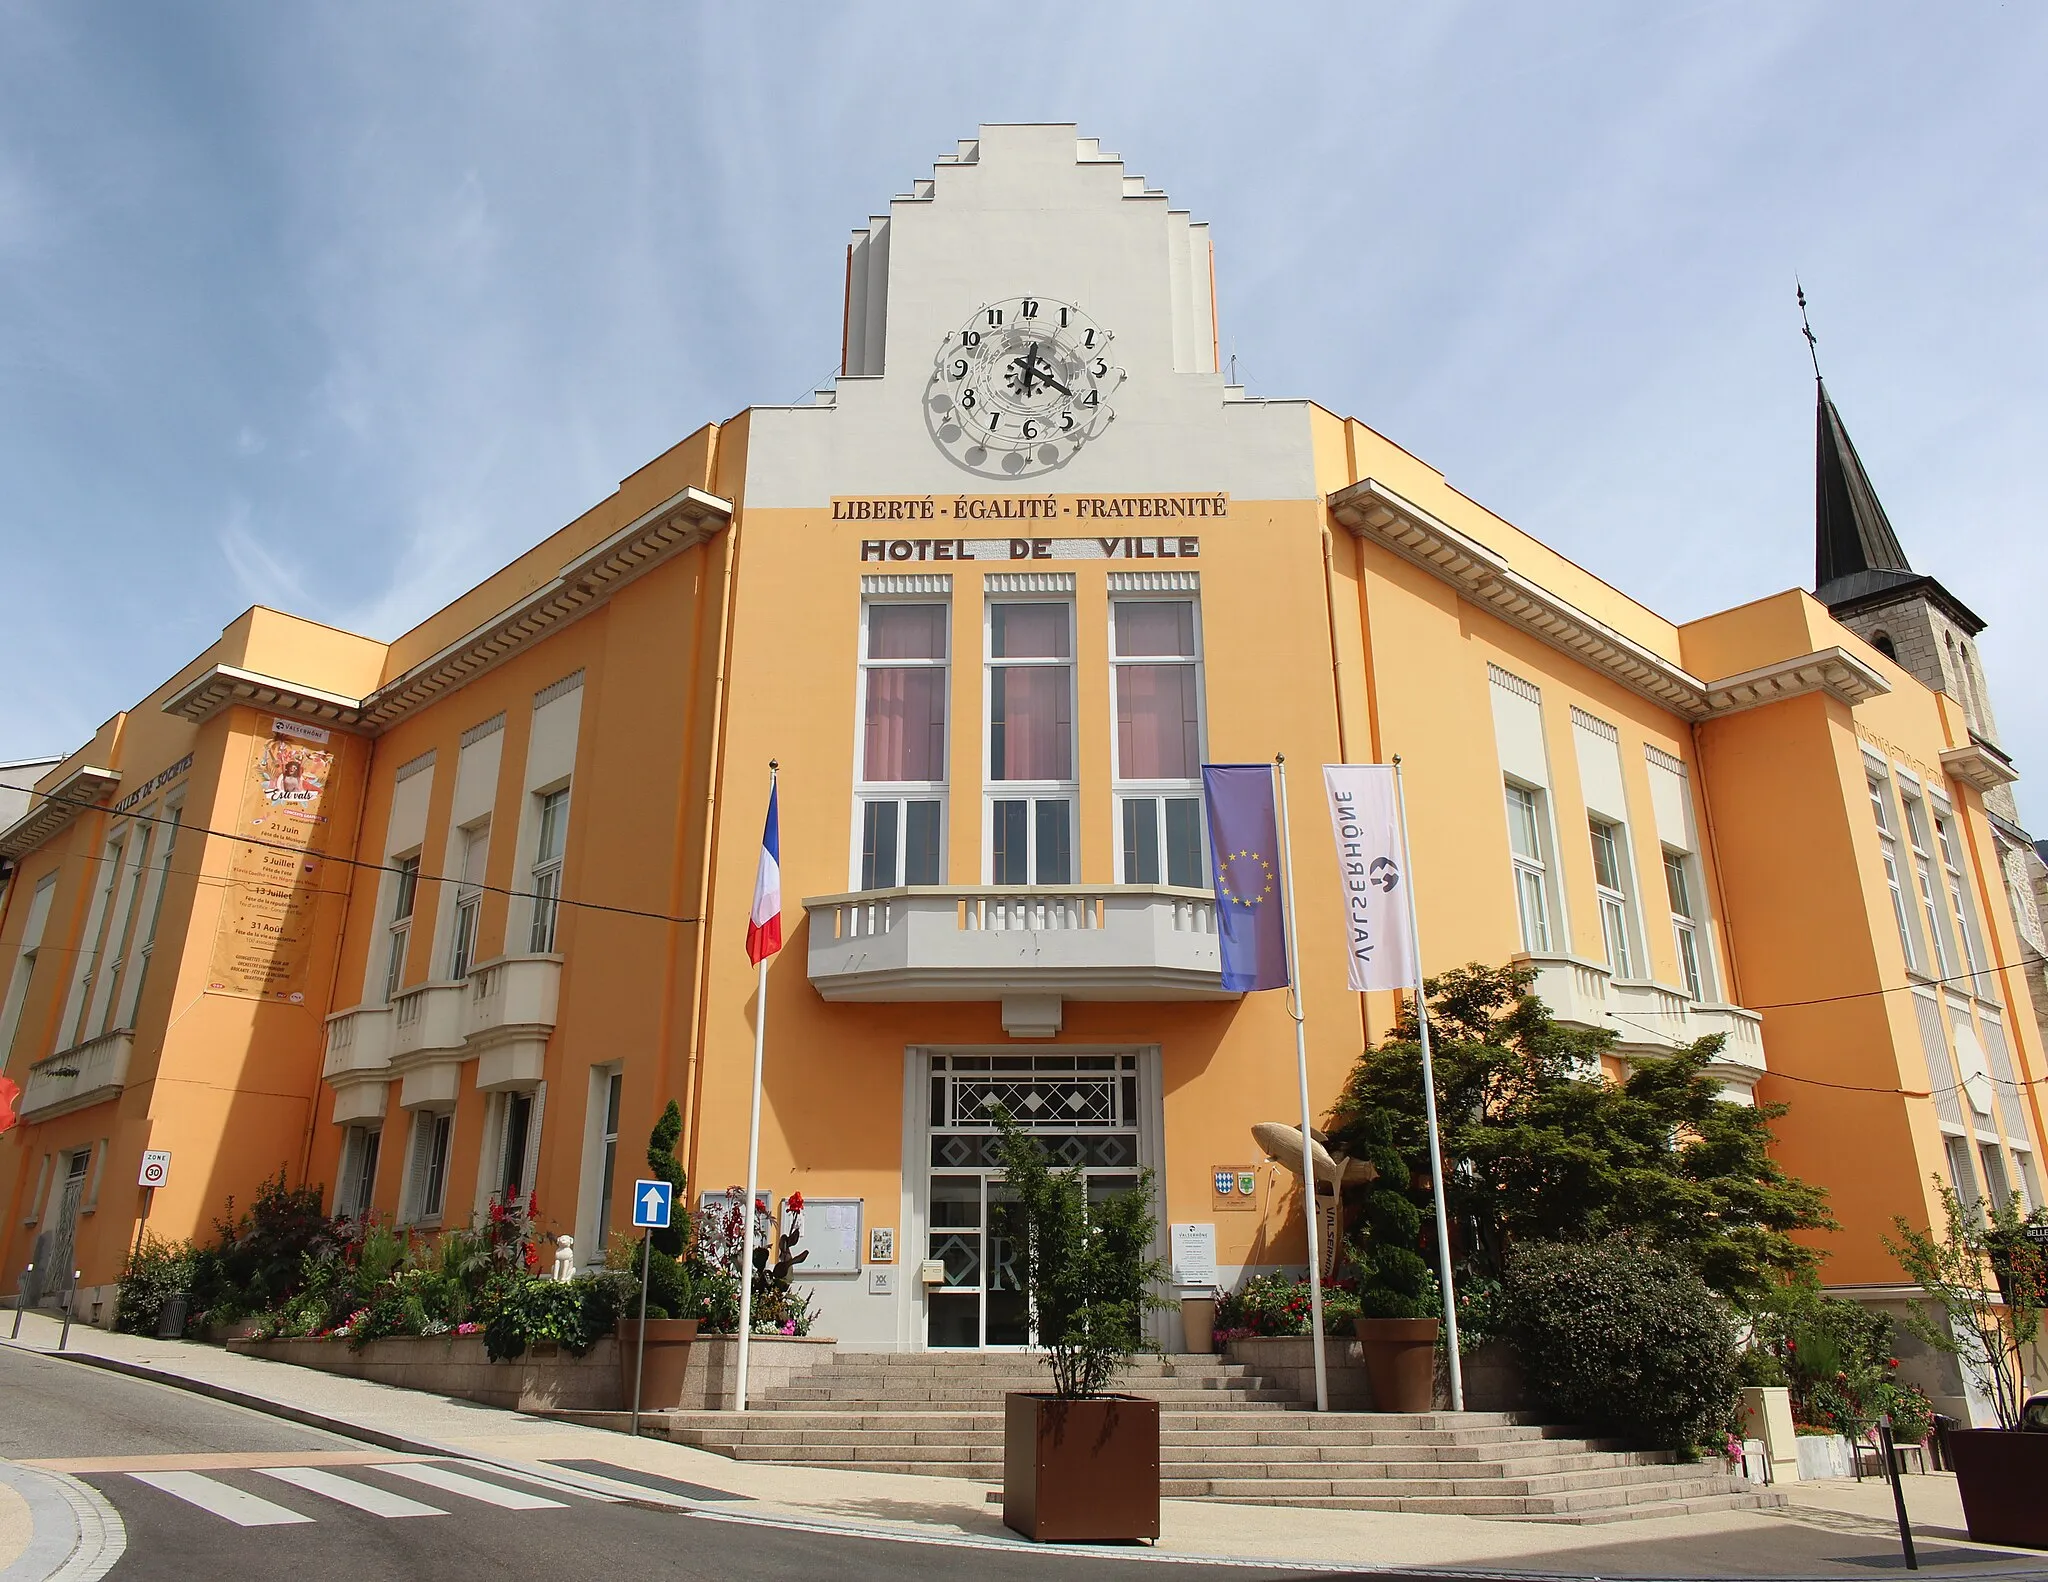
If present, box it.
[631,1179,672,1229]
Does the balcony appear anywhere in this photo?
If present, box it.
[463,955,561,1092]
[390,981,467,1110]
[805,885,1231,1038]
[20,1029,133,1122]
[1519,953,1768,1099]
[322,1006,394,1125]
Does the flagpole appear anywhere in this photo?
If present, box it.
[1392,755,1462,1410]
[735,761,777,1413]
[1273,754,1329,1413]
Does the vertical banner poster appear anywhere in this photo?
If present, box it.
[1320,764,1419,993]
[206,725,338,1002]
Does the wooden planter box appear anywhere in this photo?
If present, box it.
[616,1318,700,1412]
[1948,1428,2048,1549]
[1354,1317,1440,1414]
[1003,1394,1160,1543]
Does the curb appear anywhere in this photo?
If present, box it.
[0,1462,125,1582]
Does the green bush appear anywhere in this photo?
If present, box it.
[1500,1237,1740,1455]
[116,1235,197,1334]
[482,1272,632,1362]
[189,1168,340,1323]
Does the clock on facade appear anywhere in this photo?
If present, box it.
[925,297,1124,477]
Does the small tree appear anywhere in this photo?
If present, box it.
[1884,1180,2047,1430]
[645,1100,691,1259]
[1346,1112,1440,1320]
[1329,962,1833,1307]
[990,1110,1168,1399]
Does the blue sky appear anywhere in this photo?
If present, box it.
[3,2,2043,822]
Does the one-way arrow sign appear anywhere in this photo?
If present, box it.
[631,1179,672,1230]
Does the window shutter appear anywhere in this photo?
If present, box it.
[520,1083,547,1217]
[405,1113,436,1222]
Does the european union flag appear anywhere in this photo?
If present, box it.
[1202,764,1290,993]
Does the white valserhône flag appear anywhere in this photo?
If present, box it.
[1322,764,1419,992]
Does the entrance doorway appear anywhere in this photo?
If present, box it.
[47,1150,89,1303]
[922,1052,1146,1350]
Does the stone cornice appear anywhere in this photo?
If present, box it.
[162,485,733,737]
[162,665,367,730]
[1329,479,1714,716]
[1328,479,1894,723]
[1942,735,2021,794]
[0,765,121,862]
[1698,648,1891,718]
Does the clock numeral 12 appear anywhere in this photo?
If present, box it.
[1020,299,1038,319]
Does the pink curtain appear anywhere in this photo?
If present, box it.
[991,603,1069,659]
[1113,601,1194,658]
[868,604,947,660]
[863,668,945,781]
[1116,665,1199,779]
[991,667,1072,780]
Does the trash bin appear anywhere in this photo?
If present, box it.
[1179,1294,1217,1354]
[1930,1413,1957,1472]
[156,1292,190,1340]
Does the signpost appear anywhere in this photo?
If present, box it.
[628,1180,673,1438]
[135,1151,172,1259]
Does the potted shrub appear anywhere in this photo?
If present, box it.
[1885,1183,2048,1549]
[617,1102,703,1410]
[991,1112,1167,1543]
[1345,1112,1442,1412]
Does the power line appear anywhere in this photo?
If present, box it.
[5,784,702,930]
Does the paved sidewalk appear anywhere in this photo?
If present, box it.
[3,1312,2043,1577]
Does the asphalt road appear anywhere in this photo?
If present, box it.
[0,1346,1310,1582]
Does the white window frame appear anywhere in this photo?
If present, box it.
[1933,808,1988,982]
[448,821,489,980]
[580,1064,625,1266]
[1588,817,1636,978]
[1504,780,1554,954]
[528,787,569,954]
[384,853,420,1002]
[404,1110,454,1225]
[1944,1132,1982,1220]
[1978,1140,2013,1212]
[1869,774,1920,972]
[94,826,152,1038]
[1900,792,1955,977]
[1663,848,1706,1000]
[1109,596,1208,889]
[854,598,951,891]
[984,598,1077,886]
[0,873,57,1063]
[120,801,181,1027]
[64,835,124,1049]
[336,1125,381,1218]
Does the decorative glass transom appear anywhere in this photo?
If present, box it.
[930,1053,1139,1131]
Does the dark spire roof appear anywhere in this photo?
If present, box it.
[1811,379,1985,633]
[1813,380,1915,605]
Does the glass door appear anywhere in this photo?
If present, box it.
[927,1175,983,1348]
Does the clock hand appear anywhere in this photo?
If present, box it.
[1017,342,1046,395]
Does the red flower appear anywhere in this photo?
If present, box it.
[787,1191,804,1212]
[523,1242,540,1271]
[1888,1359,1899,1369]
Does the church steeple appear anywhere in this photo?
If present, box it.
[1813,381,1917,607]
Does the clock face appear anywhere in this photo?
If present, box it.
[925,297,1124,477]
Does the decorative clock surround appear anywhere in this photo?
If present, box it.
[925,297,1125,478]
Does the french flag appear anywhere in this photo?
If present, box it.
[746,781,783,965]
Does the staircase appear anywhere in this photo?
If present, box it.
[651,1353,1782,1522]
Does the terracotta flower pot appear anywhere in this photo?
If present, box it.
[1353,1316,1440,1413]
[1003,1393,1161,1542]
[615,1318,700,1413]
[1947,1427,2048,1550]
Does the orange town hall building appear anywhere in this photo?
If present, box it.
[3,128,2043,1400]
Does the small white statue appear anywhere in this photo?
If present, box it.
[550,1234,576,1283]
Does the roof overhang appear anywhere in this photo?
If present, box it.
[163,485,733,737]
[163,665,367,729]
[1329,479,1893,724]
[1698,648,1891,717]
[0,765,121,861]
[1942,735,2021,794]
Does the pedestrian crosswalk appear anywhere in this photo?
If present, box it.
[117,1459,612,1528]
